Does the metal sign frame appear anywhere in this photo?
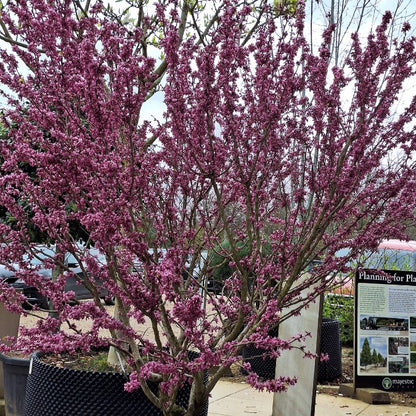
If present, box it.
[355,269,416,391]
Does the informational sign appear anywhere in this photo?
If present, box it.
[355,269,416,391]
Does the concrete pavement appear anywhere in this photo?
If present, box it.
[1,381,415,415]
[209,380,416,415]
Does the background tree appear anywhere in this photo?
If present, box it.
[372,348,378,366]
[1,1,416,415]
[361,338,372,368]
[377,352,384,367]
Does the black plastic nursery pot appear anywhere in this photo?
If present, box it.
[242,326,279,379]
[317,318,342,382]
[242,318,342,382]
[0,353,30,416]
[24,352,209,416]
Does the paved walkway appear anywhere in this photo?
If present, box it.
[1,383,415,415]
[209,380,416,415]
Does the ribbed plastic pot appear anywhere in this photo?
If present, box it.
[241,326,279,380]
[242,319,342,382]
[317,318,342,382]
[0,353,30,416]
[24,352,208,416]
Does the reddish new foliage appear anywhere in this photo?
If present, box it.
[0,1,416,415]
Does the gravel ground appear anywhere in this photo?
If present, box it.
[20,304,115,336]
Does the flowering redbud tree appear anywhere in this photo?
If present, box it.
[1,0,416,415]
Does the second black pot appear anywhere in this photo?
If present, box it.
[0,353,30,416]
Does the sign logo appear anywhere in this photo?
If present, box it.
[382,377,392,390]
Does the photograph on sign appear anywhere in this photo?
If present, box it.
[355,269,416,391]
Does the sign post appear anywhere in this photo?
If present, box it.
[355,269,416,391]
